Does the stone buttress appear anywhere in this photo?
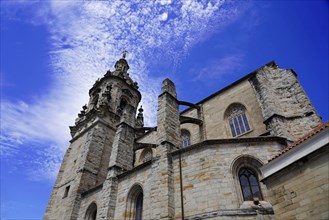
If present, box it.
[149,79,181,219]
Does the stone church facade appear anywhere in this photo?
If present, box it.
[44,54,325,220]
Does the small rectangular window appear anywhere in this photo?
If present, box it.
[63,185,70,198]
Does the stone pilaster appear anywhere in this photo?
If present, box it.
[150,142,176,219]
[108,104,136,171]
[98,168,120,220]
[98,104,137,219]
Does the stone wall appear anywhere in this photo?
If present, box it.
[44,121,116,219]
[77,185,104,219]
[114,165,153,219]
[77,138,284,220]
[263,146,329,220]
[171,139,285,219]
[136,130,158,144]
[46,59,325,220]
[180,79,267,144]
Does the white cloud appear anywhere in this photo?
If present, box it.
[0,0,248,181]
[158,0,172,5]
[193,53,245,81]
[160,12,168,21]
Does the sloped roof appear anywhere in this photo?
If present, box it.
[269,121,329,161]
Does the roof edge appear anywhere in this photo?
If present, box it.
[180,60,277,115]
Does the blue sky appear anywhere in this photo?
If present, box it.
[1,0,328,219]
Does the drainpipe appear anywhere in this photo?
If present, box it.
[179,151,185,220]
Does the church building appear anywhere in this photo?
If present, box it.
[44,53,328,220]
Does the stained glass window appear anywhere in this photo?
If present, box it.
[181,130,191,148]
[135,192,143,220]
[239,168,263,201]
[227,105,251,137]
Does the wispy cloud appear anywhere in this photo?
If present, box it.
[192,53,245,81]
[1,0,248,181]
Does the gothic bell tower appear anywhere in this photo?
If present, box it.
[44,53,141,220]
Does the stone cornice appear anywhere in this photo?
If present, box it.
[117,160,152,180]
[158,91,178,102]
[185,207,274,220]
[135,127,157,142]
[70,117,117,143]
[263,113,306,124]
[133,143,157,151]
[89,74,141,101]
[180,60,278,115]
[81,184,103,198]
[171,136,287,156]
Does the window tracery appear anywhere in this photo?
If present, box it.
[238,167,263,201]
[226,104,251,137]
[181,130,191,148]
[231,155,265,205]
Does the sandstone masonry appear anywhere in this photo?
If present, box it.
[44,56,324,220]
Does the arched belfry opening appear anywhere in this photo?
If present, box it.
[117,98,128,115]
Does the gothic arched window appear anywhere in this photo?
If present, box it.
[85,202,97,220]
[135,192,143,220]
[225,103,251,137]
[239,168,263,201]
[181,130,191,148]
[126,184,143,220]
[139,148,153,163]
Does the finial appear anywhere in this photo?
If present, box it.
[136,105,144,128]
[138,105,144,113]
[122,50,128,59]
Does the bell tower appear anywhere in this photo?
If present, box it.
[44,53,141,220]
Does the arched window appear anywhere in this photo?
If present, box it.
[125,184,143,220]
[225,103,251,137]
[181,130,191,148]
[231,155,265,205]
[117,98,128,115]
[139,148,153,163]
[135,192,143,220]
[85,202,97,220]
[239,167,263,201]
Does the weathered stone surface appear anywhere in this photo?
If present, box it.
[263,146,329,220]
[249,63,321,141]
[45,59,325,220]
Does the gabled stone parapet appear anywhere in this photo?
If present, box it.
[249,62,321,141]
